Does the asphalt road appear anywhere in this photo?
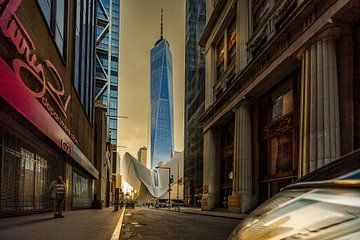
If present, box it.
[120,207,240,240]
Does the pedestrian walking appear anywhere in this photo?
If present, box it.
[50,176,66,218]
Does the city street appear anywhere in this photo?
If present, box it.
[1,0,357,239]
[120,207,240,240]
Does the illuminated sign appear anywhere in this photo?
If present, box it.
[0,0,98,178]
[0,0,78,145]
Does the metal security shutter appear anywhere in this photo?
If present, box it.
[0,128,20,214]
[0,126,64,216]
[72,171,92,209]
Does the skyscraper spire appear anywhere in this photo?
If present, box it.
[160,8,163,40]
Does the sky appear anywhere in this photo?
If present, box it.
[118,0,185,164]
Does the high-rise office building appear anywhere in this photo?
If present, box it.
[184,0,206,207]
[150,11,174,169]
[95,0,120,145]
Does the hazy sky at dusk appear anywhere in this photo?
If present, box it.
[118,0,185,163]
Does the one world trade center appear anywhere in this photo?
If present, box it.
[150,10,174,169]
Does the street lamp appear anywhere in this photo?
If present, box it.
[177,159,180,210]
[155,166,173,209]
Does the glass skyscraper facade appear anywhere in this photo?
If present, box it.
[150,36,174,169]
[184,0,206,206]
[95,0,120,145]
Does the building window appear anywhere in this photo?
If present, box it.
[252,0,269,30]
[73,0,96,121]
[215,15,236,82]
[109,119,117,129]
[271,89,294,121]
[270,133,293,176]
[216,37,225,80]
[37,0,67,58]
[259,73,299,200]
[227,17,236,68]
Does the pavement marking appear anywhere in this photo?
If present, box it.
[110,208,125,240]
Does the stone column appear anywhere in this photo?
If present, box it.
[205,46,216,108]
[299,36,341,176]
[228,101,254,213]
[236,0,249,72]
[202,128,220,210]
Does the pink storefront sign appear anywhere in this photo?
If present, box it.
[0,0,98,178]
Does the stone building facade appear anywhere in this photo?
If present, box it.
[200,0,360,213]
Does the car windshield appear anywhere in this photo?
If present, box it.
[229,188,360,240]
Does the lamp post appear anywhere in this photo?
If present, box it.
[155,166,173,209]
[177,159,179,210]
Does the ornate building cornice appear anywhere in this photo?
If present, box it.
[200,0,340,129]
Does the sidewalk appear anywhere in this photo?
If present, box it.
[155,206,247,220]
[0,208,124,240]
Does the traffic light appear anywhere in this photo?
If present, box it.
[170,175,174,184]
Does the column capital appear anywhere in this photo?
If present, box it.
[232,96,255,113]
[296,23,349,60]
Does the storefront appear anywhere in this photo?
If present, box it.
[0,106,64,214]
[0,0,98,216]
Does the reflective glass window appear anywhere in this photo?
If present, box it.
[271,89,294,120]
[109,97,117,108]
[110,90,118,98]
[227,17,236,67]
[37,0,67,57]
[216,39,225,79]
[109,119,117,129]
[37,0,52,26]
[252,0,269,29]
[73,0,95,120]
[111,75,118,85]
[55,0,65,52]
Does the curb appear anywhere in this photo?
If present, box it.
[110,208,125,240]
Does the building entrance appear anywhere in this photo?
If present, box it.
[259,72,299,202]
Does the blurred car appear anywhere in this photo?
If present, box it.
[125,200,135,208]
[158,200,167,208]
[172,200,184,207]
[228,149,360,240]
